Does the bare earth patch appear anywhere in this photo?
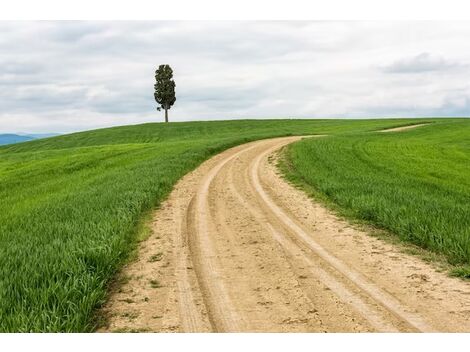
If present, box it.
[378,123,430,132]
[99,137,470,332]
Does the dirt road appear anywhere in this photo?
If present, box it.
[378,123,430,132]
[100,136,470,332]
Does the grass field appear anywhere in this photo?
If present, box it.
[1,118,427,332]
[283,118,470,276]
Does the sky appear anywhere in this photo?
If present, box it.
[1,21,470,133]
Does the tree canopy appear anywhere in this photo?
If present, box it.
[154,64,176,123]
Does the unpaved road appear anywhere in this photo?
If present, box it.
[378,123,430,132]
[100,136,470,332]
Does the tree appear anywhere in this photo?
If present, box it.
[154,64,176,123]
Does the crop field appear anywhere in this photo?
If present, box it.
[284,119,470,276]
[1,118,426,332]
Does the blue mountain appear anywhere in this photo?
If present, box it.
[0,133,60,146]
[0,134,35,146]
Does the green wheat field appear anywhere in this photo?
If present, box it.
[0,118,467,332]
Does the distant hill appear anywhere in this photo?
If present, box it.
[0,133,60,146]
[0,134,35,146]
[23,133,59,139]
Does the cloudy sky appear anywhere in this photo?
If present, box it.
[1,21,470,133]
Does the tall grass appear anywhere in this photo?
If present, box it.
[1,118,429,332]
[284,119,470,274]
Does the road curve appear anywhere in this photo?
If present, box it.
[100,136,470,332]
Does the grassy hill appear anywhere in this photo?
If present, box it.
[283,118,470,276]
[0,118,449,332]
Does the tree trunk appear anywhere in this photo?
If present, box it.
[164,106,168,123]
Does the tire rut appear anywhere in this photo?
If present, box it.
[100,136,470,332]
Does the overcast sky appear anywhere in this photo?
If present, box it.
[1,21,470,133]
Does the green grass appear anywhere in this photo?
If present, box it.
[0,118,449,332]
[283,118,470,276]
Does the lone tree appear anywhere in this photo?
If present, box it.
[154,64,176,123]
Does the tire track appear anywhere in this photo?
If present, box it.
[187,137,435,332]
[186,144,260,332]
[102,136,470,332]
[223,141,400,331]
[248,140,434,332]
[173,196,207,332]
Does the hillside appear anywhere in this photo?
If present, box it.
[0,118,449,332]
[283,118,470,275]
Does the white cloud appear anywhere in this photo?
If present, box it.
[382,52,461,73]
[0,21,470,133]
